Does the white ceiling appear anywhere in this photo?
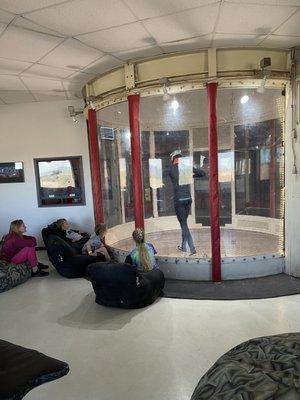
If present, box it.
[0,0,299,105]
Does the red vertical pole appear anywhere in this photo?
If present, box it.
[128,94,144,230]
[87,108,104,224]
[207,82,221,282]
[269,119,276,218]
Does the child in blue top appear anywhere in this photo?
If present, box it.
[82,223,111,261]
[127,228,158,272]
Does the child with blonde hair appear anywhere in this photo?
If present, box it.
[126,228,157,272]
[82,223,111,261]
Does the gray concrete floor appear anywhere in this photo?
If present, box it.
[0,251,299,400]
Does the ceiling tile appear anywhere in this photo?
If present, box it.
[226,0,300,5]
[0,57,31,74]
[61,80,83,98]
[25,0,137,36]
[82,55,123,74]
[67,71,93,80]
[143,4,219,43]
[13,16,65,37]
[160,34,212,52]
[216,3,297,35]
[124,0,218,19]
[0,0,66,14]
[0,8,15,24]
[212,33,266,47]
[33,90,67,101]
[113,45,163,60]
[78,22,154,53]
[0,75,27,90]
[0,22,6,34]
[21,75,64,91]
[273,10,300,36]
[61,80,83,91]
[22,63,75,78]
[0,90,36,104]
[39,38,102,70]
[0,26,63,62]
[260,34,300,48]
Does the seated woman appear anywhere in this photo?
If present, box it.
[125,228,158,273]
[0,220,49,277]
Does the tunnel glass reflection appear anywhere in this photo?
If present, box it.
[97,87,284,257]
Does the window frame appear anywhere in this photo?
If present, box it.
[34,156,86,208]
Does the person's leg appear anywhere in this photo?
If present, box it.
[175,203,187,251]
[183,202,196,254]
[11,247,38,269]
[11,247,49,276]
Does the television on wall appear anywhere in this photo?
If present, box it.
[34,156,85,207]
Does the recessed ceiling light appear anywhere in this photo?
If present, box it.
[171,99,179,112]
[240,95,249,104]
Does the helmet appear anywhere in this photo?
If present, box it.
[170,149,182,161]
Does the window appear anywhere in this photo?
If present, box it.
[34,156,85,207]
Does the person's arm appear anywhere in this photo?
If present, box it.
[193,166,206,178]
[148,243,157,255]
[85,240,93,255]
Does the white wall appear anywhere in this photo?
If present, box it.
[0,99,94,246]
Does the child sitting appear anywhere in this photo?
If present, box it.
[126,228,158,273]
[82,223,111,261]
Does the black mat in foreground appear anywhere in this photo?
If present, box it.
[162,273,300,300]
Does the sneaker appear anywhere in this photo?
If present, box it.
[177,246,187,252]
[37,262,49,270]
[189,250,197,256]
[31,269,49,277]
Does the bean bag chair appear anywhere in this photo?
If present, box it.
[42,224,89,253]
[89,262,165,309]
[0,339,69,400]
[0,260,31,293]
[191,332,300,400]
[46,235,105,278]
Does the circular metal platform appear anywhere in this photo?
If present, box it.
[109,228,284,281]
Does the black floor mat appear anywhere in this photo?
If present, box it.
[162,274,300,300]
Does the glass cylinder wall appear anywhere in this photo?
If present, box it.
[97,86,284,259]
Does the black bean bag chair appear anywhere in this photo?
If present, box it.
[191,332,300,400]
[89,262,165,309]
[46,235,105,278]
[0,260,31,293]
[41,224,89,253]
[0,339,69,400]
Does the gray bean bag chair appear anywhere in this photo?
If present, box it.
[0,339,69,400]
[89,262,165,309]
[0,260,31,293]
[191,332,300,400]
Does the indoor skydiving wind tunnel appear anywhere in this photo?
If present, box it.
[93,84,285,282]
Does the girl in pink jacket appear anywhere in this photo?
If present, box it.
[1,219,48,277]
